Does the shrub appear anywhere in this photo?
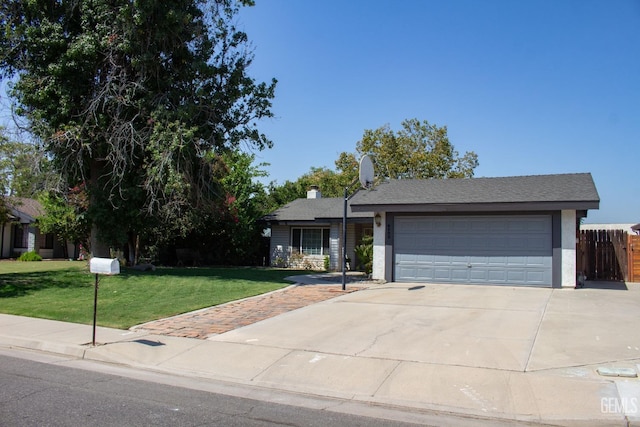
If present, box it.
[288,252,304,268]
[324,255,330,271]
[354,235,373,275]
[17,251,43,262]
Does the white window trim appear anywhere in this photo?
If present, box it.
[291,227,330,256]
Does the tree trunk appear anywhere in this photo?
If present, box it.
[61,239,69,259]
[89,159,111,258]
[126,232,138,266]
[90,223,111,258]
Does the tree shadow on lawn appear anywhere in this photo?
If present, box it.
[0,267,310,299]
[0,270,92,298]
[121,266,308,283]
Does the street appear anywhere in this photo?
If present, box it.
[0,352,421,427]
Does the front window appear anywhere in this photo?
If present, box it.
[291,228,330,255]
[14,224,28,249]
[40,233,54,249]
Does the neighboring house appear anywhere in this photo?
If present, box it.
[349,173,600,288]
[0,197,66,259]
[263,187,373,270]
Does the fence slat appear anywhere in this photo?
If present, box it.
[629,235,640,282]
[578,229,627,281]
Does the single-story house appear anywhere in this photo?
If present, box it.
[0,197,68,259]
[350,173,599,288]
[265,173,600,288]
[264,186,372,270]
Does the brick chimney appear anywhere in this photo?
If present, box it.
[307,185,321,199]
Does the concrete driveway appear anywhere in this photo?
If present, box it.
[212,281,640,372]
[208,281,640,423]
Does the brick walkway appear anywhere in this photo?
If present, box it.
[133,284,363,339]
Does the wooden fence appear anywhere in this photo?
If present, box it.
[630,235,640,282]
[577,230,640,282]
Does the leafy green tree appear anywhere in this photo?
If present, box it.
[0,0,276,256]
[266,118,478,208]
[218,151,270,264]
[140,152,271,265]
[352,118,478,180]
[266,179,309,209]
[265,164,353,208]
[37,186,90,259]
[0,128,55,198]
[334,151,359,186]
[354,234,373,274]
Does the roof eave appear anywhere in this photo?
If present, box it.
[9,208,36,223]
[266,220,333,226]
[350,201,600,213]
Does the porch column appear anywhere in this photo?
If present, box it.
[27,226,37,253]
[561,210,577,288]
[372,212,386,281]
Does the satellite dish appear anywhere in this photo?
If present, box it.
[359,155,375,189]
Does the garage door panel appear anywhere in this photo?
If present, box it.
[394,215,552,286]
[506,270,526,282]
[486,256,507,265]
[451,269,470,281]
[525,237,550,251]
[487,269,507,282]
[401,246,548,258]
[524,271,545,282]
[398,266,434,281]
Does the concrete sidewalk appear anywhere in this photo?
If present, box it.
[2,280,640,426]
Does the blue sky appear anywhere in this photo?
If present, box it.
[238,0,639,224]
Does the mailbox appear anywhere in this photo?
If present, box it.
[90,257,120,275]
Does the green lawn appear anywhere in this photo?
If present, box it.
[0,261,307,329]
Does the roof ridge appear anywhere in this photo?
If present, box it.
[385,172,593,183]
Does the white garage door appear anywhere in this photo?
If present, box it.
[394,215,552,286]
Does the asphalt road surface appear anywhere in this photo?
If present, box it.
[0,352,423,427]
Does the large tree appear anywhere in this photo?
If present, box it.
[37,184,90,259]
[351,118,478,180]
[0,0,276,256]
[213,150,270,264]
[0,127,56,198]
[267,118,479,207]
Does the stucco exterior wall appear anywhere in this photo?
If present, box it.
[561,209,577,288]
[27,226,36,252]
[372,212,386,281]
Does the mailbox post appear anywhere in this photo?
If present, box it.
[89,258,120,346]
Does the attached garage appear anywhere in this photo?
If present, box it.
[394,215,552,286]
[349,173,601,288]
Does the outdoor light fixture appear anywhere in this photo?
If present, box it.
[374,213,382,227]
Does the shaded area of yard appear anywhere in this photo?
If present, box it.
[0,261,306,329]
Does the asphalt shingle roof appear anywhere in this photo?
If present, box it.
[265,173,599,221]
[350,173,599,209]
[7,197,44,222]
[264,197,372,223]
